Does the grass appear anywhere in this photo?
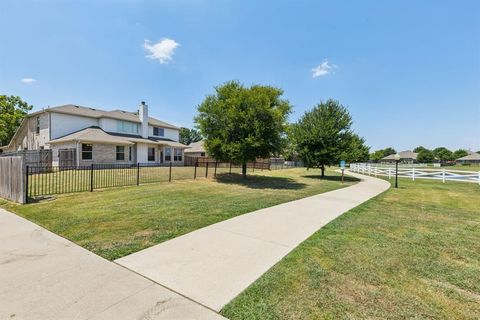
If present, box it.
[222,178,480,319]
[0,168,356,261]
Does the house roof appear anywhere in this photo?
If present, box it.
[381,150,418,160]
[456,153,480,161]
[185,140,205,153]
[48,127,134,145]
[31,104,179,130]
[48,126,188,148]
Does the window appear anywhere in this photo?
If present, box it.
[153,127,164,136]
[116,146,125,161]
[36,117,40,134]
[200,152,205,157]
[117,121,139,134]
[82,144,93,160]
[174,148,182,161]
[148,147,155,161]
[165,147,171,161]
[129,146,132,161]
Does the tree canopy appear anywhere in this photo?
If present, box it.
[179,127,202,146]
[0,95,33,147]
[432,147,453,162]
[413,146,429,153]
[369,147,396,162]
[453,149,469,159]
[291,99,365,176]
[340,134,370,163]
[195,81,291,177]
[417,149,435,163]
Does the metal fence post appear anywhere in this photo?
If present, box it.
[90,163,94,192]
[194,159,197,179]
[214,161,218,178]
[205,161,209,178]
[169,162,172,182]
[136,163,140,185]
[25,165,29,203]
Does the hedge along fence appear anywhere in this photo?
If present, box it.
[24,159,294,202]
[0,156,26,203]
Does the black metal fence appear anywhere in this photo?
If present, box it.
[25,160,303,202]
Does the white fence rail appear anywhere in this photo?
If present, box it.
[350,163,480,185]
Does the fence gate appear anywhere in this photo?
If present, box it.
[0,156,25,203]
[59,148,76,167]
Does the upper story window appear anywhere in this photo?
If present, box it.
[117,121,139,134]
[153,127,164,136]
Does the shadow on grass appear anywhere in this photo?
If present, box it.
[302,175,359,182]
[215,173,307,190]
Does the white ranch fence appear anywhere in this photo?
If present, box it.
[350,163,480,185]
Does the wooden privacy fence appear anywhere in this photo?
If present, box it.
[350,163,480,184]
[0,156,25,203]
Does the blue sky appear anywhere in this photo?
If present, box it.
[1,0,479,151]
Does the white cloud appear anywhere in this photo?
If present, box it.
[21,78,36,84]
[311,60,336,78]
[144,38,180,64]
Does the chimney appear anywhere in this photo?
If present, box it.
[139,101,149,138]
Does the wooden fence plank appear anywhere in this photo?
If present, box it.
[0,156,25,203]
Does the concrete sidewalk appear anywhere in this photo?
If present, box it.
[116,171,390,311]
[0,209,225,320]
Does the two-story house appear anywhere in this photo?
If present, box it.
[2,102,188,166]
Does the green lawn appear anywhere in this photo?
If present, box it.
[222,178,480,319]
[0,168,356,261]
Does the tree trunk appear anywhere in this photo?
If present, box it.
[321,164,325,177]
[242,162,247,179]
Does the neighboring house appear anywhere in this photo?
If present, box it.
[2,102,188,166]
[456,152,480,165]
[184,140,207,157]
[380,150,418,164]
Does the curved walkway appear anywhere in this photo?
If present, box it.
[116,171,390,311]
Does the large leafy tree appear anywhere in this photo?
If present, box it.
[179,127,202,145]
[195,81,291,177]
[453,149,469,159]
[369,147,396,162]
[0,95,33,147]
[292,99,354,177]
[417,149,435,163]
[340,134,370,163]
[432,147,453,162]
[413,146,429,153]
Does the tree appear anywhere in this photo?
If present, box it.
[340,134,370,163]
[292,99,353,177]
[179,127,202,145]
[369,147,396,162]
[453,149,469,159]
[417,149,435,163]
[0,95,33,146]
[432,147,453,162]
[413,146,429,153]
[195,81,291,177]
